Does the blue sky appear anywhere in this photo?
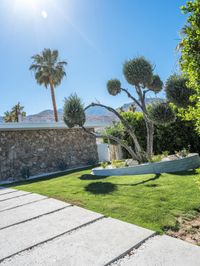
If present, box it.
[0,0,186,115]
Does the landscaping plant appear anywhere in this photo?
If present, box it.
[30,49,67,122]
[63,57,175,163]
[178,1,200,133]
[4,102,26,122]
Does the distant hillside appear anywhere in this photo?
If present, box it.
[118,97,163,112]
[0,98,164,125]
[22,107,116,124]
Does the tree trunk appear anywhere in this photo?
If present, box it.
[81,127,144,163]
[49,78,58,122]
[135,86,154,158]
[85,103,147,162]
[146,120,154,158]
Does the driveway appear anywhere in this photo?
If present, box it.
[0,187,199,266]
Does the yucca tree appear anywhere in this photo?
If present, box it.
[30,49,67,122]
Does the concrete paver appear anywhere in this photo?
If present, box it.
[0,188,17,196]
[0,189,199,266]
[0,205,103,261]
[0,193,47,212]
[0,190,30,201]
[0,198,70,229]
[1,217,154,266]
[115,235,200,266]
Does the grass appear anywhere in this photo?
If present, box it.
[9,167,200,233]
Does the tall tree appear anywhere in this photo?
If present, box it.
[105,57,166,158]
[4,102,26,122]
[30,49,67,122]
[63,57,175,163]
[179,0,200,133]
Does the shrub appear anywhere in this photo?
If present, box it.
[63,94,86,128]
[104,111,200,157]
[100,161,109,168]
[111,160,127,168]
[165,75,195,108]
[148,102,176,125]
[175,148,190,158]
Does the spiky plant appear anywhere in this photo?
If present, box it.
[148,102,176,125]
[63,94,86,128]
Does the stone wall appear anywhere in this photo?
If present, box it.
[0,127,98,181]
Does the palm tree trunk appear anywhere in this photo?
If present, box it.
[49,78,58,122]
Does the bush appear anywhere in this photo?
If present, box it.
[63,94,86,128]
[148,102,176,125]
[111,160,127,168]
[104,111,200,157]
[165,74,195,108]
[100,161,109,168]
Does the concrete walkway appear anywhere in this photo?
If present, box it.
[0,187,199,266]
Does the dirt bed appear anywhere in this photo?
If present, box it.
[167,215,200,246]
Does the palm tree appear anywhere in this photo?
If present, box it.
[12,102,26,122]
[4,111,14,122]
[4,102,26,122]
[30,49,67,122]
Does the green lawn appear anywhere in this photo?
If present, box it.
[10,167,200,233]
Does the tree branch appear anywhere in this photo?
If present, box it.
[120,88,143,109]
[81,126,139,161]
[85,102,143,154]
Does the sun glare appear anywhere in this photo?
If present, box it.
[41,10,48,19]
[15,0,37,11]
[14,0,49,19]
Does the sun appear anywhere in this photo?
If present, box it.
[41,10,48,19]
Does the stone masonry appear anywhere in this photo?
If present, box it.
[0,127,98,181]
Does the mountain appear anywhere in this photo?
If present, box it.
[22,107,116,125]
[0,98,164,125]
[118,97,163,112]
[85,106,111,116]
[24,110,63,123]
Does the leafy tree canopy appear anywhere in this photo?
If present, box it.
[179,0,200,133]
[30,49,67,88]
[107,79,121,96]
[165,74,195,108]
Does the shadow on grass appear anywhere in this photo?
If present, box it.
[117,173,161,187]
[85,182,117,195]
[4,166,94,188]
[79,174,108,180]
[145,184,158,188]
[168,169,198,176]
